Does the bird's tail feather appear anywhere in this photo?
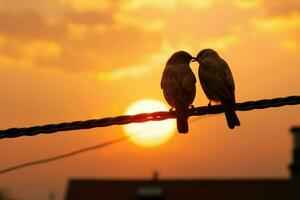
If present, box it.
[174,100,189,134]
[224,109,240,129]
[221,98,240,129]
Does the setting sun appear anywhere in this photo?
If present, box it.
[123,99,176,147]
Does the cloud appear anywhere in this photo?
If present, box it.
[0,34,61,67]
[232,0,261,9]
[96,41,207,81]
[281,38,299,51]
[0,10,163,72]
[0,11,67,40]
[253,12,300,33]
[122,0,217,11]
[98,63,153,81]
[199,35,241,50]
[260,0,300,16]
[96,31,240,82]
[126,2,252,42]
[249,1,300,51]
[65,11,114,25]
[41,24,163,71]
[57,0,110,12]
[92,1,248,81]
[97,43,172,81]
[5,0,299,79]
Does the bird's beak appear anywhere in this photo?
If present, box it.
[191,57,197,62]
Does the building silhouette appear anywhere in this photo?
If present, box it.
[66,127,300,200]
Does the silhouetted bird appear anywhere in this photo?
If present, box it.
[161,51,196,133]
[194,49,240,129]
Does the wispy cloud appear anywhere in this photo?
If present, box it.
[97,44,171,81]
[0,9,163,71]
[97,42,188,81]
[200,35,241,50]
[232,0,261,9]
[281,38,298,51]
[253,12,300,33]
[57,0,110,11]
[122,0,217,11]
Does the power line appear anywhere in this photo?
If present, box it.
[0,117,203,174]
[0,95,300,139]
[1,95,299,174]
[0,135,130,174]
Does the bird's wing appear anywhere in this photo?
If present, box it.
[198,58,229,100]
[161,64,196,105]
[200,59,223,88]
[161,65,181,101]
[161,66,178,90]
[182,66,196,93]
[161,66,171,89]
[216,59,235,102]
[220,59,235,91]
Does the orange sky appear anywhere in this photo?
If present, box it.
[1,0,300,199]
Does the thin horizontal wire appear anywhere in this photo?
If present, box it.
[0,95,300,139]
[0,135,130,174]
[0,117,202,174]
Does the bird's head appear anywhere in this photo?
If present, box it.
[193,48,217,63]
[166,51,194,65]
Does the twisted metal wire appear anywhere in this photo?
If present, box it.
[0,135,129,174]
[1,95,300,139]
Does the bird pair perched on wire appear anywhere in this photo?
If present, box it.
[161,49,240,133]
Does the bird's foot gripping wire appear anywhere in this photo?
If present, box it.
[208,100,212,107]
[169,107,175,112]
[190,105,196,112]
[207,101,212,114]
[189,105,197,115]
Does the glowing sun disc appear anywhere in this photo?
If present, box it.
[123,99,176,147]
